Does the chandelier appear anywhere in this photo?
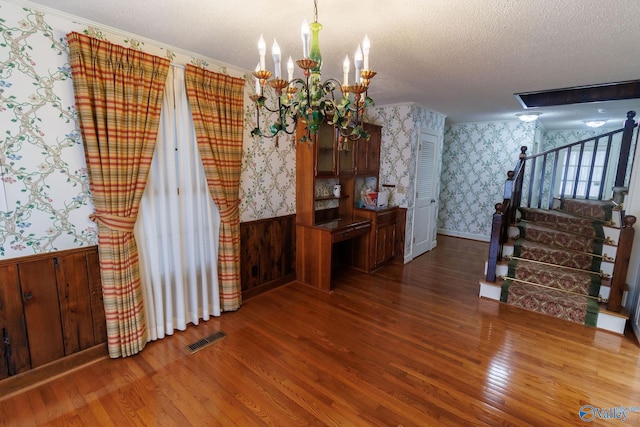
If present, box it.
[250,0,376,144]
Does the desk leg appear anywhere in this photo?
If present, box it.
[296,225,333,292]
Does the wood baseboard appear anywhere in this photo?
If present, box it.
[242,273,296,300]
[0,343,108,401]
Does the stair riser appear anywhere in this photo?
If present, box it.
[605,226,621,246]
[508,225,618,261]
[478,281,627,334]
[552,197,624,228]
[596,314,626,334]
[501,244,614,276]
[485,261,612,300]
[510,223,620,246]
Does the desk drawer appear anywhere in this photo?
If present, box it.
[376,210,397,225]
[332,223,371,243]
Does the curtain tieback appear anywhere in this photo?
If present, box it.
[219,200,240,222]
[90,212,137,233]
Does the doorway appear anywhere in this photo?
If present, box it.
[412,129,440,257]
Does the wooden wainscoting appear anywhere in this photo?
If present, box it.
[0,246,108,397]
[240,214,296,299]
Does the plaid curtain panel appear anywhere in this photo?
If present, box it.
[184,64,245,312]
[67,32,169,357]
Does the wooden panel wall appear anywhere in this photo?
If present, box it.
[0,264,30,377]
[240,215,296,299]
[19,258,65,368]
[0,246,105,379]
[56,252,98,355]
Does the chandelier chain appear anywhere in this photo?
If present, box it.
[313,0,318,23]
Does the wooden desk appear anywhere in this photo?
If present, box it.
[296,217,371,292]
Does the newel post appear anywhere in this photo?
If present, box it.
[486,203,504,282]
[608,215,636,312]
[614,111,637,188]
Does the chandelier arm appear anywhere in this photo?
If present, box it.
[260,105,282,114]
[260,110,298,139]
[317,77,367,139]
[277,95,290,135]
[259,101,288,114]
[274,97,298,136]
[289,78,307,87]
[263,125,297,138]
[338,128,361,142]
[256,103,261,130]
[260,127,296,139]
[321,77,342,90]
[250,94,264,138]
[319,77,345,112]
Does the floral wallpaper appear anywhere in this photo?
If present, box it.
[240,129,296,221]
[440,121,536,241]
[542,127,619,152]
[368,103,446,260]
[0,4,96,257]
[0,0,295,260]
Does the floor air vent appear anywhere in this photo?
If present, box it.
[186,331,227,354]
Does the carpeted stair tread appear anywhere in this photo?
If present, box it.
[498,198,619,328]
[507,258,600,297]
[518,207,605,238]
[512,238,602,273]
[500,280,599,326]
[517,221,603,254]
[560,198,613,221]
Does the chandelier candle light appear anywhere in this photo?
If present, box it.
[250,0,376,144]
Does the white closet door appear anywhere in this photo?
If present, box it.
[413,130,440,257]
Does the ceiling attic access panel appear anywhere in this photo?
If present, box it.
[515,80,640,108]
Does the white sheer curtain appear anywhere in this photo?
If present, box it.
[135,65,221,341]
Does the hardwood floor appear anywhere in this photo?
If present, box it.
[3,235,640,426]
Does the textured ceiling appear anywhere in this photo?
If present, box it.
[16,0,640,129]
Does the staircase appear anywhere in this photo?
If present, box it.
[480,198,634,333]
[479,112,638,334]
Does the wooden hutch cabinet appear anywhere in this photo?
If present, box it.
[355,123,380,176]
[295,120,404,292]
[0,246,106,380]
